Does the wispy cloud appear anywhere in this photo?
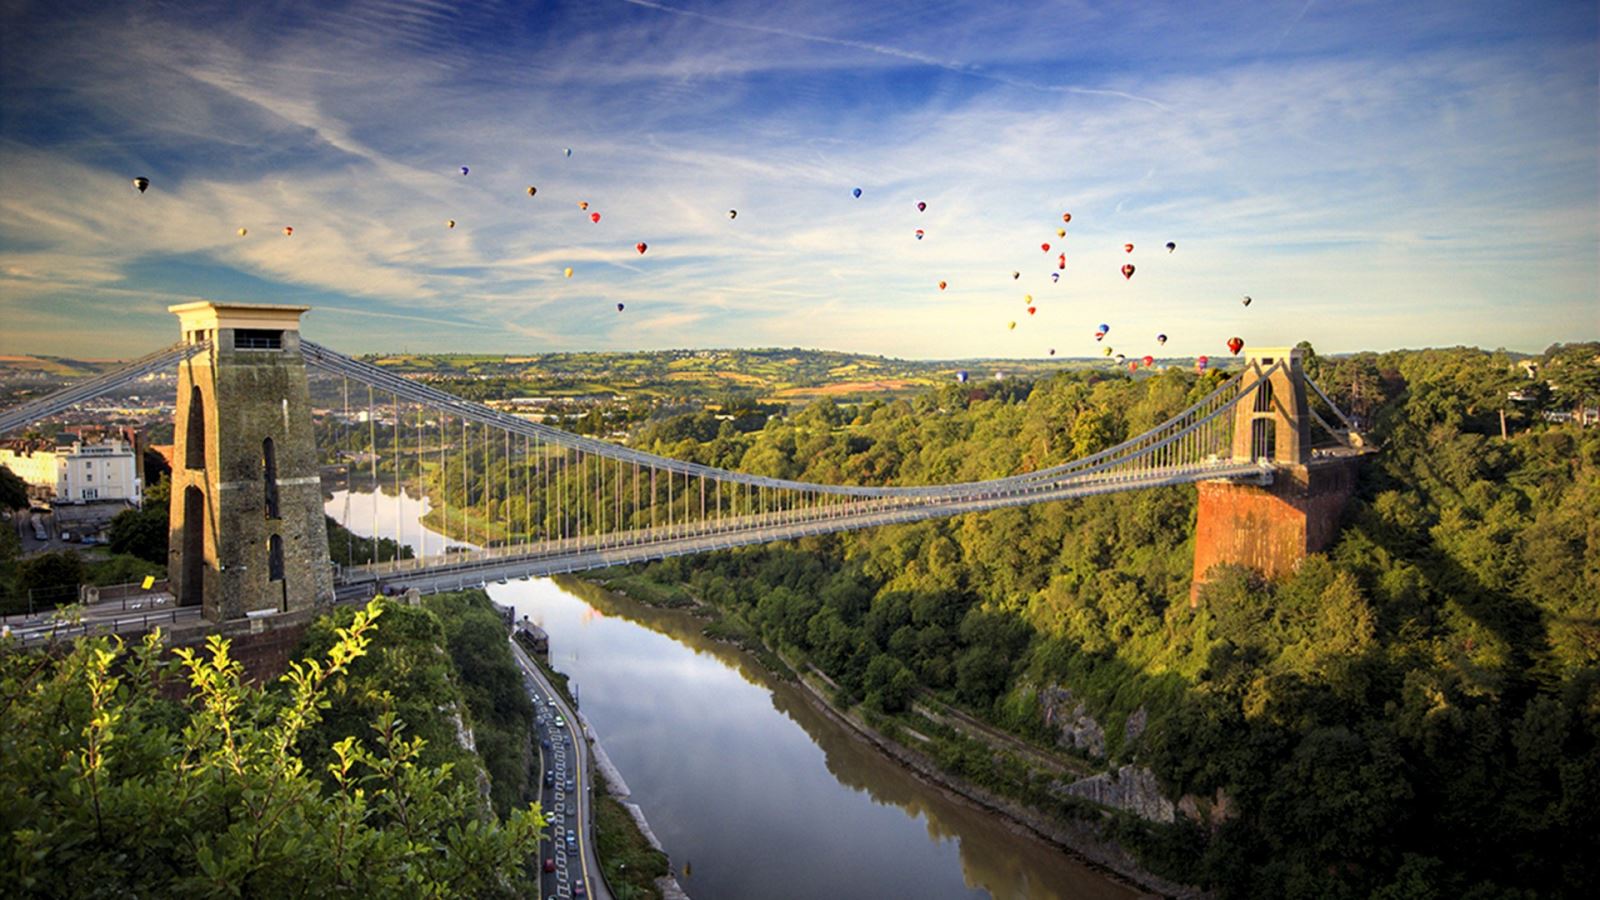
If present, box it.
[0,0,1594,358]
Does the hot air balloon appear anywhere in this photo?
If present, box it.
[563,267,573,278]
[1058,254,1065,270]
[1143,355,1154,367]
[132,177,149,193]
[917,201,927,212]
[1104,347,1113,357]
[237,227,247,237]
[636,242,647,254]
[1051,272,1060,283]
[1041,243,1051,253]
[446,219,456,229]
[1099,323,1110,334]
[1056,228,1066,238]
[564,148,572,157]
[1007,321,1016,330]
[527,186,538,197]
[956,370,968,383]
[1121,264,1135,280]
[617,303,625,312]
[1027,306,1037,315]
[1011,271,1021,280]
[1156,333,1167,345]
[852,187,862,198]
[915,229,924,240]
[1241,295,1253,307]
[1129,362,1139,372]
[728,209,737,219]
[1227,336,1244,355]
[1123,243,1134,253]
[1049,348,1056,356]
[283,226,293,237]
[938,280,947,290]
[1115,353,1126,364]
[1196,355,1210,372]
[1166,241,1176,253]
[1024,294,1032,304]
[1062,213,1072,224]
[591,212,601,223]
[579,201,589,210]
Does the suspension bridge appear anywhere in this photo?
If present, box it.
[1,302,1368,631]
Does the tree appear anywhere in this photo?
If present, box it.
[108,477,170,564]
[0,464,28,510]
[15,549,84,611]
[0,600,544,896]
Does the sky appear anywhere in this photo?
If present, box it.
[0,0,1596,361]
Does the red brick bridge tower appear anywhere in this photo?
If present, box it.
[1190,346,1364,605]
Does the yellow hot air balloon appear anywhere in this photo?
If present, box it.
[1056,228,1065,238]
[237,227,247,237]
[563,267,574,278]
[446,219,456,229]
[1007,321,1016,330]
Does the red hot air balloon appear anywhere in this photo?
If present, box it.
[1062,213,1072,224]
[1027,306,1037,315]
[1227,337,1244,355]
[636,242,647,254]
[938,280,947,290]
[1041,243,1051,253]
[1143,355,1154,367]
[1057,253,1065,270]
[283,226,293,236]
[1196,355,1210,373]
[1123,243,1134,253]
[1129,362,1138,372]
[591,212,601,223]
[1121,264,1135,280]
[915,229,924,240]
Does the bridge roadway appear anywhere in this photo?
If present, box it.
[337,459,1274,597]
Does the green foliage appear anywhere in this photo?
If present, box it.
[0,464,27,510]
[108,476,169,564]
[11,549,84,613]
[606,346,1600,897]
[325,514,414,566]
[0,601,544,896]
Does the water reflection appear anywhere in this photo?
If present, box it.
[502,576,1143,900]
[331,487,1142,900]
[323,486,477,556]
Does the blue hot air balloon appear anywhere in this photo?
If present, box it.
[852,187,862,198]
[956,370,968,383]
[460,166,469,176]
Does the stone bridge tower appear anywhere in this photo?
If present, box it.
[1190,346,1360,605]
[167,302,334,621]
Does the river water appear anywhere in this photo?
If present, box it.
[331,487,1140,900]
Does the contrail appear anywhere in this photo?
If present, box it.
[616,0,1171,112]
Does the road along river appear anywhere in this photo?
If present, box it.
[332,486,1142,900]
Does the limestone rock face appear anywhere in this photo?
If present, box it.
[1039,685,1106,758]
[1124,705,1148,747]
[1062,764,1176,824]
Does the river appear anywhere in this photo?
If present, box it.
[330,487,1142,900]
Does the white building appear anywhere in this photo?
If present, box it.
[0,438,142,506]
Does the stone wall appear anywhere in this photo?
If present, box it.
[1190,456,1361,604]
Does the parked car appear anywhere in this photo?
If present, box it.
[544,858,555,873]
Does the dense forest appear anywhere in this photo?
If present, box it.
[0,592,543,896]
[577,343,1599,897]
